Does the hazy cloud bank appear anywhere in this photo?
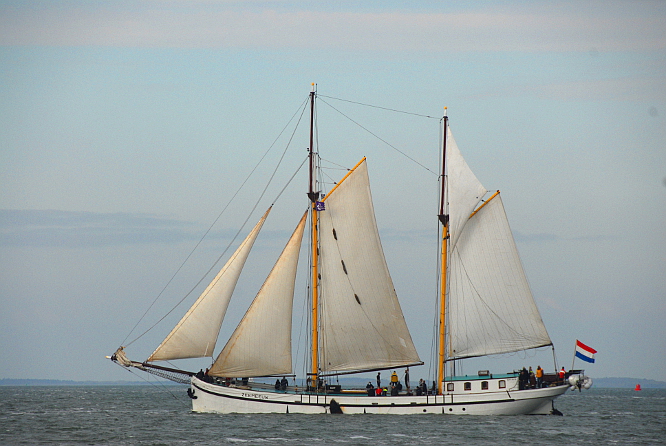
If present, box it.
[1,1,663,52]
[0,209,197,248]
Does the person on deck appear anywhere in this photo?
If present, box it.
[536,366,544,388]
[420,379,428,396]
[280,377,288,391]
[559,367,566,383]
[528,366,536,389]
[404,368,410,392]
[390,371,399,388]
[376,372,381,389]
[519,367,529,390]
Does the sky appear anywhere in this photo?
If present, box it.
[1,0,665,384]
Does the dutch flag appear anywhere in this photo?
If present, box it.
[575,340,597,363]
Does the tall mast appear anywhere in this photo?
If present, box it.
[308,83,319,385]
[437,108,449,395]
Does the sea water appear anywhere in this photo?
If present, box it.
[0,386,664,445]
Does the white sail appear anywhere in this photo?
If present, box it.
[447,194,552,360]
[208,212,307,377]
[317,159,422,373]
[147,208,271,362]
[446,127,488,249]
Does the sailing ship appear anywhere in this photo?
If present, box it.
[110,87,589,415]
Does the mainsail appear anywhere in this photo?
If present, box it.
[446,138,552,360]
[317,159,422,373]
[209,212,308,377]
[147,208,271,362]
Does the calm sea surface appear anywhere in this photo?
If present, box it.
[0,386,664,445]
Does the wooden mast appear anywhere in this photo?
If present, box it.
[307,84,319,387]
[437,108,449,395]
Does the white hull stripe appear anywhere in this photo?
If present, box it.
[191,383,568,409]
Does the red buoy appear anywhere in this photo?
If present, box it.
[634,384,642,391]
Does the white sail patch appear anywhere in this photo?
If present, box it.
[147,208,271,362]
[447,195,552,360]
[317,160,421,373]
[446,127,488,249]
[209,212,307,377]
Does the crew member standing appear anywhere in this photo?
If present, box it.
[390,371,399,388]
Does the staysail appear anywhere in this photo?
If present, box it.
[209,212,307,377]
[147,207,271,362]
[317,159,422,373]
[446,142,552,360]
[445,127,488,249]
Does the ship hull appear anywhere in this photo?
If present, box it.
[189,377,570,415]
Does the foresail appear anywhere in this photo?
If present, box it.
[147,208,271,362]
[446,127,488,249]
[209,212,307,377]
[318,159,421,373]
[447,194,552,360]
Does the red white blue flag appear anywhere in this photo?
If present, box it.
[575,340,597,363]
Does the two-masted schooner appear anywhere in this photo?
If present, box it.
[110,87,587,414]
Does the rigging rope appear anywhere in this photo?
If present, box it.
[122,94,311,348]
[318,94,441,120]
[318,97,438,176]
[121,91,438,362]
[111,361,190,407]
[272,156,308,205]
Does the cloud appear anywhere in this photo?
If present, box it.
[531,76,666,103]
[0,1,663,52]
[513,231,617,244]
[513,231,559,243]
[0,209,198,248]
[0,209,296,249]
